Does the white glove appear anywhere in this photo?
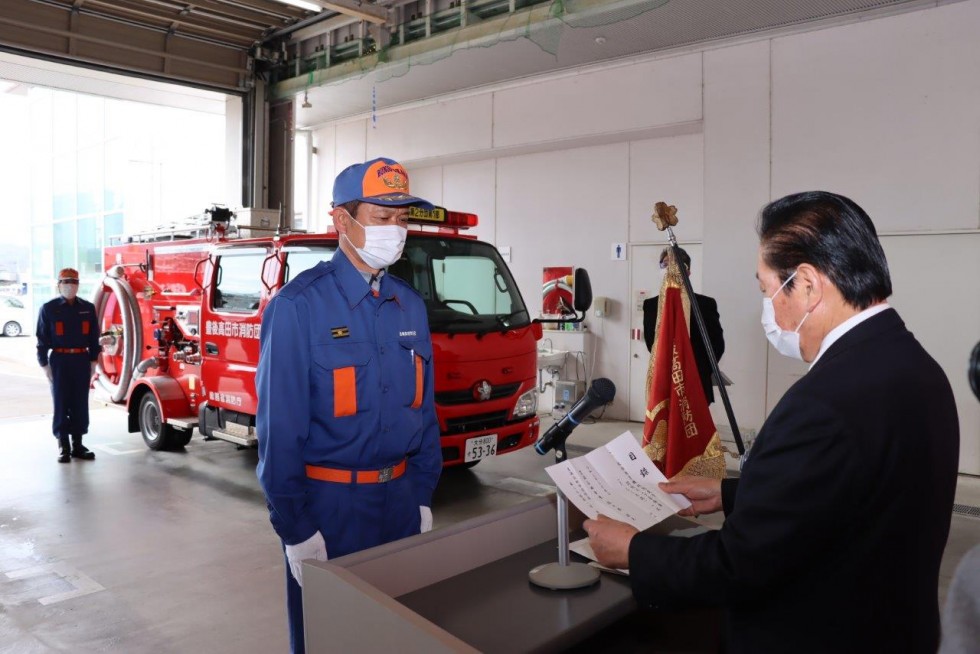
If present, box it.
[42,365,53,382]
[420,506,433,533]
[284,531,327,588]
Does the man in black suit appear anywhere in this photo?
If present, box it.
[643,247,725,403]
[586,192,959,653]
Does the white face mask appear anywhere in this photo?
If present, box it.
[60,283,79,301]
[761,269,811,361]
[343,216,407,270]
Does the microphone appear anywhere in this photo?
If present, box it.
[535,378,616,455]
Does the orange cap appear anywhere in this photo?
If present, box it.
[332,157,434,209]
[58,268,80,281]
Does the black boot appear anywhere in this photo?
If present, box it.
[71,435,96,460]
[58,436,71,463]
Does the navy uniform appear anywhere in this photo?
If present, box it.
[36,268,101,463]
[256,158,441,654]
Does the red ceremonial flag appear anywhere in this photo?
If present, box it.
[642,253,725,479]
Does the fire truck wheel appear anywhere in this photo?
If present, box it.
[138,393,176,451]
[174,428,193,448]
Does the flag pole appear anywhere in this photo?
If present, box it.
[652,202,745,456]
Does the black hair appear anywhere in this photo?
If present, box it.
[757,191,891,309]
[337,200,361,220]
[659,246,691,270]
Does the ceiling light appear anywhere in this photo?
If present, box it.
[273,0,322,12]
[302,90,312,109]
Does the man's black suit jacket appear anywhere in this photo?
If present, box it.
[629,309,959,653]
[643,294,725,403]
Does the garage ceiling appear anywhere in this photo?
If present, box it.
[279,0,939,127]
[0,0,948,105]
[0,0,319,91]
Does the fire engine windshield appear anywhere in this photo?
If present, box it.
[281,238,529,334]
[397,236,530,334]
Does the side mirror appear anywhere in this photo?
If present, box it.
[573,268,592,313]
[970,340,980,403]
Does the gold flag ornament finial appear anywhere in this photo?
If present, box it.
[652,202,678,231]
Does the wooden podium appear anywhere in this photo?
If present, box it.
[302,495,721,653]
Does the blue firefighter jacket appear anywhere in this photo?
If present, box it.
[36,296,102,366]
[255,248,441,546]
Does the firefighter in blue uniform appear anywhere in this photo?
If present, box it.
[36,267,102,463]
[256,158,442,654]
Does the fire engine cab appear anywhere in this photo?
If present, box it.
[94,207,548,467]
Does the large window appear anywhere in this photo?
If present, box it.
[13,83,231,322]
[400,236,529,333]
[282,245,335,284]
[214,249,267,313]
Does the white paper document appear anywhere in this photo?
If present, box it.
[545,431,692,532]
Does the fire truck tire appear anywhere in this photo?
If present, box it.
[138,393,176,451]
[174,428,193,448]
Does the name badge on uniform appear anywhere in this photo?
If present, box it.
[331,326,350,339]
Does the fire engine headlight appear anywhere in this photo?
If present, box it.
[512,388,537,419]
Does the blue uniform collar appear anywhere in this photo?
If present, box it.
[331,248,399,308]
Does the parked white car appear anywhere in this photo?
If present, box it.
[0,296,29,337]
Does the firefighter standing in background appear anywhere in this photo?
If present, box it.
[256,158,442,654]
[36,267,101,463]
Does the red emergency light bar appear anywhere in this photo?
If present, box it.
[408,206,478,229]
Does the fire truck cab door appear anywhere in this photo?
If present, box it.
[200,246,271,415]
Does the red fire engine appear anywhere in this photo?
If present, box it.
[93,207,551,467]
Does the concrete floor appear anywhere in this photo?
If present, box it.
[1,335,978,653]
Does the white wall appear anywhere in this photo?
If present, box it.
[307,1,980,473]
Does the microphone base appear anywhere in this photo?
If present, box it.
[528,561,601,590]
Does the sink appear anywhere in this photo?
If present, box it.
[537,348,568,371]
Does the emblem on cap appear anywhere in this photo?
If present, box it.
[472,380,492,401]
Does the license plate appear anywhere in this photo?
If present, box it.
[464,434,498,462]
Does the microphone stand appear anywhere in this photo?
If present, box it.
[528,440,601,590]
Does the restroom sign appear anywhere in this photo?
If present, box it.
[611,243,626,261]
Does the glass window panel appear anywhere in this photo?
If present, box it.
[29,90,53,164]
[52,154,76,220]
[50,91,77,156]
[283,246,335,283]
[31,160,53,223]
[402,238,529,333]
[214,252,265,313]
[77,95,105,148]
[104,213,124,247]
[78,216,102,275]
[293,131,310,231]
[105,99,135,140]
[31,224,52,278]
[77,146,104,215]
[104,138,126,211]
[53,221,75,274]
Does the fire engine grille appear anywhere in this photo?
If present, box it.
[443,411,509,435]
[435,383,521,406]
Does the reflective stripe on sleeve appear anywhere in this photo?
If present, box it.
[411,354,423,409]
